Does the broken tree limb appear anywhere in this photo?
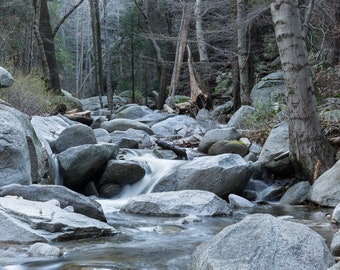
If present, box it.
[156,139,187,159]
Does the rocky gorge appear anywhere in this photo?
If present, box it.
[0,67,340,269]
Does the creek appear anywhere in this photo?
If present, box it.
[0,152,336,270]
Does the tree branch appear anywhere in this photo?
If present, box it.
[52,0,85,38]
[302,0,315,39]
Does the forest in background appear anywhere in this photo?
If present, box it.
[1,0,339,110]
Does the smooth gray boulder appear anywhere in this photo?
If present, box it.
[309,160,340,207]
[280,181,311,205]
[110,128,151,148]
[110,104,152,120]
[0,110,32,186]
[121,190,232,217]
[0,66,14,87]
[152,154,254,199]
[188,214,335,270]
[101,118,153,135]
[208,140,248,157]
[198,128,241,153]
[331,231,340,257]
[28,242,63,257]
[136,112,177,127]
[0,196,117,242]
[100,159,146,186]
[53,124,97,153]
[0,184,107,221]
[151,115,204,138]
[258,122,293,176]
[332,203,340,223]
[1,102,50,185]
[228,194,254,208]
[58,143,119,188]
[93,128,112,143]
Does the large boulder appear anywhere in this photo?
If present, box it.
[225,105,257,129]
[188,214,335,270]
[99,159,146,186]
[120,190,232,217]
[308,160,340,207]
[0,110,32,186]
[250,71,286,107]
[331,230,340,257]
[110,128,151,149]
[53,124,97,153]
[279,181,311,205]
[101,118,153,135]
[207,140,248,157]
[0,196,117,243]
[58,143,119,188]
[258,122,293,176]
[151,115,204,138]
[0,183,107,221]
[332,203,340,223]
[198,128,241,154]
[0,66,14,87]
[152,154,254,199]
[110,104,152,120]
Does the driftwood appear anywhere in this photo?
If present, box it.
[156,139,187,159]
[64,110,93,126]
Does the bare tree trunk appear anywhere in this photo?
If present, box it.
[195,0,208,62]
[89,0,103,107]
[271,0,335,182]
[169,2,191,101]
[103,0,114,113]
[237,0,251,105]
[135,0,168,110]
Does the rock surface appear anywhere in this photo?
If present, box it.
[0,184,107,221]
[188,214,335,270]
[0,66,14,87]
[279,181,311,205]
[152,154,254,199]
[0,196,117,243]
[121,190,232,217]
[309,160,340,207]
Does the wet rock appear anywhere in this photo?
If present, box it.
[121,190,232,217]
[58,143,119,188]
[228,194,254,208]
[152,154,254,199]
[198,128,241,154]
[279,181,311,205]
[100,159,146,186]
[309,160,340,207]
[53,124,97,153]
[0,196,117,242]
[110,129,150,148]
[188,214,335,270]
[28,242,63,257]
[101,118,153,135]
[0,183,107,222]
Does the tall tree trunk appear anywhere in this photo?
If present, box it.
[103,0,114,113]
[168,2,191,101]
[89,0,103,107]
[38,0,61,93]
[194,0,208,62]
[237,0,251,105]
[271,0,335,182]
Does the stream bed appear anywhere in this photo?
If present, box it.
[1,201,336,270]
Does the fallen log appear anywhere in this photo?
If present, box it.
[156,139,187,159]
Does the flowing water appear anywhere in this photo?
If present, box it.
[0,152,337,270]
